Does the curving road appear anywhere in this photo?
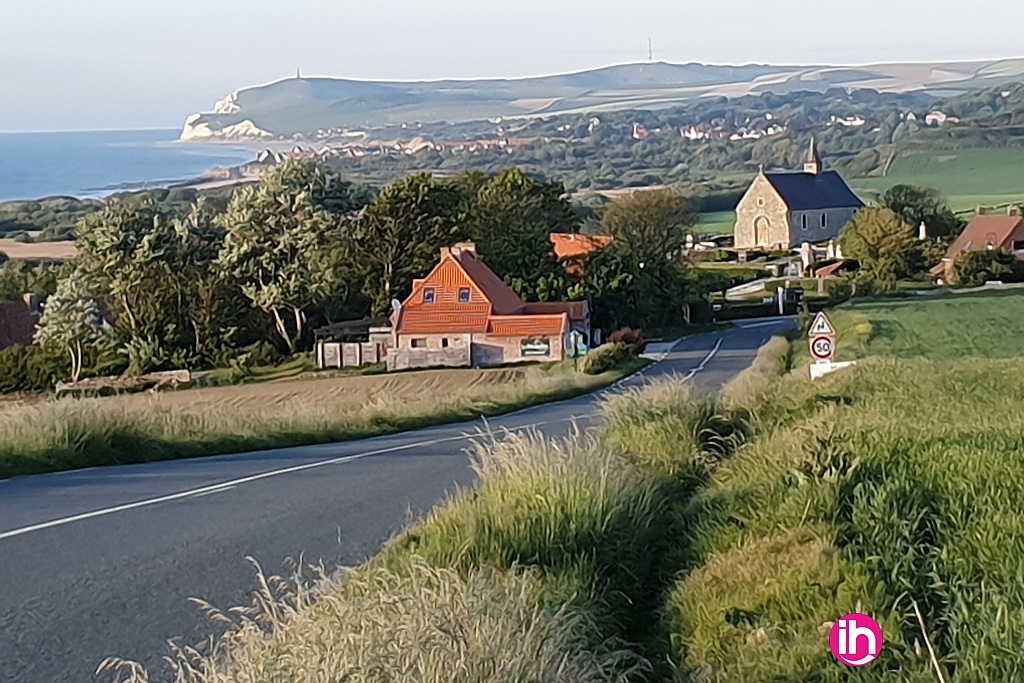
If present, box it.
[0,319,792,683]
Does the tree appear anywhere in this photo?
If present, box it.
[351,173,468,317]
[580,246,695,333]
[599,189,698,259]
[463,168,580,301]
[882,185,964,240]
[839,208,922,287]
[217,160,366,352]
[74,200,177,338]
[33,277,102,382]
[950,249,1024,286]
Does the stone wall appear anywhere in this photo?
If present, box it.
[386,345,472,372]
[470,334,564,366]
[788,208,859,246]
[734,174,791,249]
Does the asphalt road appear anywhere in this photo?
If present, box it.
[0,318,793,683]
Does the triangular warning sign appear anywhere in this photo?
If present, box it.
[808,311,836,337]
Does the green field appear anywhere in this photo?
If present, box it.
[853,148,1024,213]
[817,289,1024,362]
[695,210,735,236]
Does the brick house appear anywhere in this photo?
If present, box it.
[387,243,589,371]
[930,212,1024,283]
[734,139,864,250]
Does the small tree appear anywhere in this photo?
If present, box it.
[599,188,698,259]
[217,160,364,352]
[950,249,1024,286]
[839,208,922,288]
[882,184,964,240]
[33,277,102,382]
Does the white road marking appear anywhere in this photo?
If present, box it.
[0,333,733,542]
[188,484,238,499]
[0,420,558,542]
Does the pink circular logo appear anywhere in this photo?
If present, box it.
[830,613,883,666]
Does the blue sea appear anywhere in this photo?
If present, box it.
[0,129,256,202]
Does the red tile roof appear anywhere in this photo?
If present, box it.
[944,215,1024,260]
[550,233,613,261]
[488,314,568,337]
[393,243,586,339]
[453,248,525,315]
[397,310,490,334]
[521,301,588,322]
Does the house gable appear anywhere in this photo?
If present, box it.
[735,172,790,249]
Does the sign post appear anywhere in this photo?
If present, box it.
[567,330,587,371]
[806,310,856,380]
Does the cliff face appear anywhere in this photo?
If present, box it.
[178,60,1024,143]
[180,114,272,142]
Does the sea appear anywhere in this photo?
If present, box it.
[0,129,257,202]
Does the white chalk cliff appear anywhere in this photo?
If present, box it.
[180,115,272,142]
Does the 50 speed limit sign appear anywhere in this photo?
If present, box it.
[810,335,835,361]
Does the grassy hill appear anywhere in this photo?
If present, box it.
[182,59,1024,140]
[853,148,1024,212]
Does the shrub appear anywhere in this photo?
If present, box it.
[579,342,633,375]
[713,249,737,262]
[950,248,1024,287]
[608,327,648,355]
[0,344,70,393]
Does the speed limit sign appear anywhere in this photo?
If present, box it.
[810,335,835,362]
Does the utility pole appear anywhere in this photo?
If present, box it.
[648,38,653,62]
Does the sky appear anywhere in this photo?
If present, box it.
[2,0,1022,132]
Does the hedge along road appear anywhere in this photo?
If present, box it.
[0,318,794,683]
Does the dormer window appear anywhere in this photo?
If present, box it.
[423,288,435,304]
[458,288,471,303]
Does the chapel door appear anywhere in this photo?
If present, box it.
[754,217,770,246]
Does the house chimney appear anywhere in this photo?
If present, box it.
[1009,206,1022,217]
[977,206,987,216]
[23,292,39,316]
[450,242,477,258]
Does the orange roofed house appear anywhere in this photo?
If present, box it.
[550,233,613,275]
[387,243,590,371]
[931,212,1024,283]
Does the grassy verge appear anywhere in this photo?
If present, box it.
[0,359,646,480]
[99,355,758,683]
[102,293,1024,682]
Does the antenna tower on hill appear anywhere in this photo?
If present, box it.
[648,38,653,62]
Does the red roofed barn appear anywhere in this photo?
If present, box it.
[388,243,589,371]
[931,212,1024,283]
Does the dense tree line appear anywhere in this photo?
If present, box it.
[4,161,707,388]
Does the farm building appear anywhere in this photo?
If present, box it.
[386,243,589,371]
[734,138,864,250]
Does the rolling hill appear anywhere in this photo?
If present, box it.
[180,59,1024,142]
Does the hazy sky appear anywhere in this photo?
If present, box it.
[2,0,1021,132]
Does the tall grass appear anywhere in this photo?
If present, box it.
[0,363,641,479]
[100,559,647,683]
[664,352,1024,682]
[97,369,738,683]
